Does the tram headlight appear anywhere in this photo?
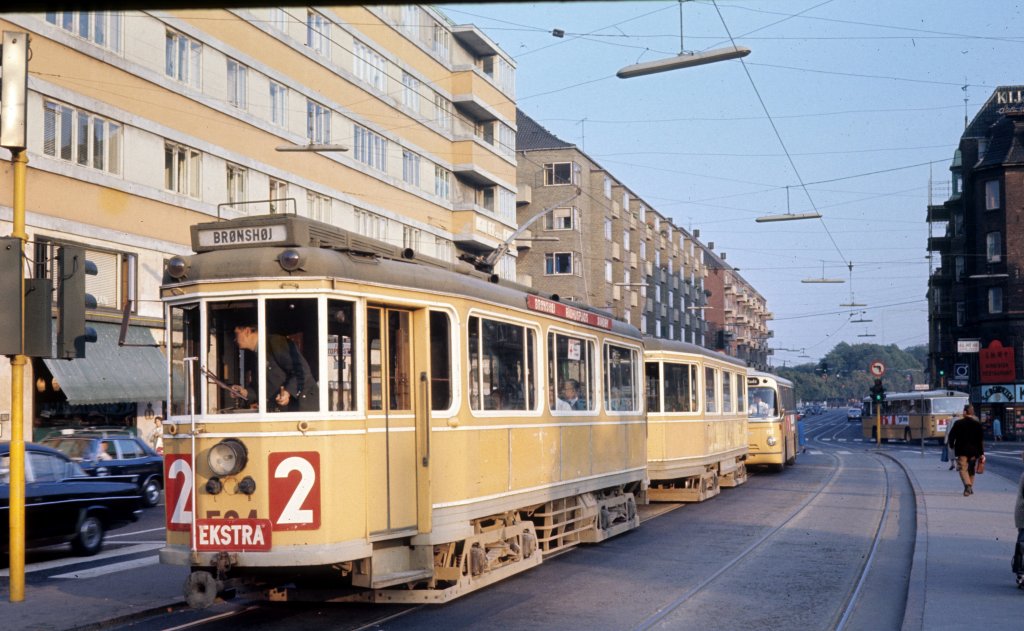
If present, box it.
[166,256,189,280]
[277,249,305,272]
[208,439,248,476]
[767,436,777,446]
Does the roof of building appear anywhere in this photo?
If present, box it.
[964,85,1024,138]
[516,108,576,151]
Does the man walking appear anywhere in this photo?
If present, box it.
[947,404,985,496]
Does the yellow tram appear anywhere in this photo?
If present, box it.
[644,339,748,501]
[745,371,798,471]
[159,214,645,606]
[862,389,968,442]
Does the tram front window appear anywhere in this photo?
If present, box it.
[203,299,322,414]
[748,387,776,419]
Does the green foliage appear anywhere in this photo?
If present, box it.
[775,342,925,406]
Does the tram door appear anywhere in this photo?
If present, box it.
[366,307,420,535]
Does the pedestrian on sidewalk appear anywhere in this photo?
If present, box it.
[1013,451,1024,589]
[947,404,984,496]
[994,417,1003,442]
[943,414,960,470]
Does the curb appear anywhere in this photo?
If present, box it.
[876,452,926,631]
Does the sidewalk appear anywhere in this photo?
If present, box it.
[892,449,1022,631]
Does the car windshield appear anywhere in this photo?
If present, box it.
[42,438,94,460]
[748,386,777,420]
[931,397,968,415]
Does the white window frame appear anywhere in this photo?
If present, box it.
[269,81,287,127]
[165,30,201,89]
[543,162,577,186]
[402,72,420,112]
[434,166,450,200]
[354,40,387,92]
[432,22,450,60]
[306,99,331,144]
[988,287,1003,314]
[306,10,330,57]
[353,125,387,171]
[227,58,247,110]
[226,163,247,207]
[269,178,288,213]
[43,100,122,175]
[985,179,1001,210]
[46,11,122,52]
[986,231,1002,263]
[434,94,452,132]
[545,251,579,276]
[307,191,333,223]
[402,150,421,187]
[164,141,201,198]
[545,207,577,231]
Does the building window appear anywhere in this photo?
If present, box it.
[953,211,964,236]
[43,101,122,175]
[986,231,1002,263]
[402,72,420,112]
[952,171,962,196]
[46,11,122,51]
[165,30,201,88]
[498,123,516,157]
[497,57,516,96]
[545,252,578,275]
[434,94,452,132]
[226,58,247,110]
[479,187,495,211]
[955,256,965,281]
[956,301,966,327]
[988,287,1003,314]
[306,10,330,57]
[403,225,421,250]
[434,235,451,262]
[226,163,247,207]
[605,261,613,283]
[623,229,630,251]
[498,188,516,224]
[353,40,387,92]
[543,162,577,186]
[401,5,421,36]
[306,99,330,144]
[269,178,288,213]
[307,192,332,223]
[985,179,1001,210]
[545,207,577,231]
[434,166,450,200]
[604,176,613,199]
[269,81,287,127]
[269,8,287,32]
[604,218,613,241]
[402,151,421,187]
[355,208,387,241]
[431,22,450,60]
[353,125,387,171]
[164,141,201,197]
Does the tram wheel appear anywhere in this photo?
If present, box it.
[184,571,220,609]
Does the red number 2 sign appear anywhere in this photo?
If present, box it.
[268,452,321,530]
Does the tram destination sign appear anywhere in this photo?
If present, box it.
[197,224,289,248]
[527,295,612,330]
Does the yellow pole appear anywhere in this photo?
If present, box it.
[875,400,881,448]
[9,148,28,602]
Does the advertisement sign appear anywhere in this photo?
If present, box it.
[979,340,1015,384]
[958,339,981,353]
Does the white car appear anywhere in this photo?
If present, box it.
[847,407,862,421]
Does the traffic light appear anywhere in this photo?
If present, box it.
[0,236,51,357]
[870,378,886,403]
[56,245,97,359]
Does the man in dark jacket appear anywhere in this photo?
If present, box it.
[231,324,320,412]
[948,404,984,496]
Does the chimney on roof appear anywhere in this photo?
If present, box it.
[693,229,700,239]
[721,252,727,260]
[708,242,714,250]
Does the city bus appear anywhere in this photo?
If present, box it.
[862,389,969,442]
[746,372,798,471]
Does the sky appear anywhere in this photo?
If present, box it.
[436,0,1024,367]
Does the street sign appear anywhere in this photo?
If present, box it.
[869,360,886,377]
[954,363,969,379]
[913,384,930,391]
[957,339,981,353]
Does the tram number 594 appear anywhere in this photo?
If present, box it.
[164,452,321,532]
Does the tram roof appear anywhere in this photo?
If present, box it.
[747,369,793,388]
[168,215,642,340]
[642,336,747,368]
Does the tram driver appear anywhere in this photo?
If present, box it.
[748,393,770,418]
[230,322,320,412]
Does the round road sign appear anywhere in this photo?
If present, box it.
[869,360,886,377]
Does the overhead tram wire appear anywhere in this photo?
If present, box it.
[710,0,849,269]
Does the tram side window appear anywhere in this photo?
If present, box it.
[367,308,413,412]
[429,311,452,411]
[663,363,697,413]
[645,362,662,413]
[705,366,718,413]
[604,343,639,412]
[262,299,321,413]
[722,371,734,413]
[327,300,356,411]
[548,332,595,412]
[468,316,534,411]
[737,373,746,413]
[169,303,200,417]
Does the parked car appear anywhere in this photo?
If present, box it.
[847,407,862,421]
[41,432,163,507]
[0,442,142,555]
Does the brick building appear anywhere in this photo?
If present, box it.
[928,85,1024,438]
[702,246,772,371]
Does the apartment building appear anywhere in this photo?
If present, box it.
[0,6,516,439]
[702,247,772,371]
[515,109,715,346]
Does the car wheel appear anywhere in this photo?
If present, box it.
[142,477,162,508]
[71,515,105,556]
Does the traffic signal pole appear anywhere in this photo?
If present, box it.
[8,148,27,603]
[876,400,881,448]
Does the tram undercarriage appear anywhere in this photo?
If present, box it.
[183,486,640,607]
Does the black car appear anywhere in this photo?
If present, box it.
[0,442,142,555]
[41,432,164,507]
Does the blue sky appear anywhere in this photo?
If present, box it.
[437,0,1022,366]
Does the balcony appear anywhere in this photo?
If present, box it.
[927,203,950,223]
[451,25,502,57]
[451,209,509,252]
[517,184,531,206]
[927,234,951,253]
[612,242,621,261]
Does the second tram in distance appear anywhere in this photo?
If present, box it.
[861,389,969,442]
